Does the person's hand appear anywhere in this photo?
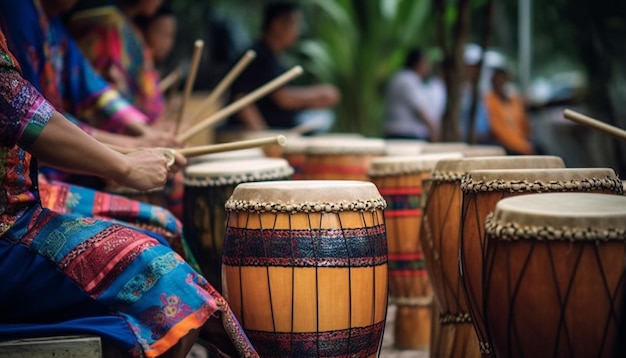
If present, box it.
[133,125,181,148]
[114,149,172,191]
[316,84,341,107]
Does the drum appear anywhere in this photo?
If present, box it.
[104,186,167,207]
[188,148,266,165]
[420,142,468,154]
[304,138,386,180]
[182,158,293,290]
[384,139,427,156]
[222,181,388,357]
[460,168,623,356]
[282,136,310,180]
[483,193,626,358]
[461,145,506,157]
[368,153,462,349]
[420,156,565,358]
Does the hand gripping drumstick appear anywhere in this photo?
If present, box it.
[177,65,304,143]
[563,109,626,142]
[188,50,257,122]
[174,40,204,135]
[107,136,287,166]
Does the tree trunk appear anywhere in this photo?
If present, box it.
[437,0,472,142]
[466,0,495,144]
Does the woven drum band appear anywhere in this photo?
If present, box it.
[183,159,294,187]
[461,168,623,195]
[485,193,626,242]
[306,138,386,155]
[440,312,472,325]
[225,180,386,213]
[431,155,565,183]
[368,153,463,177]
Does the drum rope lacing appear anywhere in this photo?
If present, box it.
[439,312,472,325]
[225,198,387,213]
[184,167,294,187]
[461,176,624,194]
[430,171,465,182]
[485,213,626,241]
[479,341,492,355]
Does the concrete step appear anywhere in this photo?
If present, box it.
[0,335,102,358]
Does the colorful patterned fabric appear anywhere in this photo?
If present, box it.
[68,4,165,123]
[0,0,149,134]
[0,28,257,357]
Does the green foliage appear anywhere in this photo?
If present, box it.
[295,0,433,135]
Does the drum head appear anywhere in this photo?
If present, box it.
[462,168,623,194]
[432,155,565,181]
[184,158,293,187]
[488,193,626,238]
[306,138,386,155]
[226,180,386,213]
[369,153,463,176]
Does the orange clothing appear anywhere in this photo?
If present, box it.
[484,91,535,155]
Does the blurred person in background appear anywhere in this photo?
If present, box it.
[484,67,536,155]
[135,3,177,64]
[227,1,340,131]
[384,48,440,141]
[67,0,166,123]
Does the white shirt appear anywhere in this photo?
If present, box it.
[384,69,438,139]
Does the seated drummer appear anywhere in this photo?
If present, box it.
[0,26,257,357]
[228,1,340,131]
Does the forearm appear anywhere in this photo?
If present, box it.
[237,104,268,130]
[272,86,333,110]
[28,111,132,183]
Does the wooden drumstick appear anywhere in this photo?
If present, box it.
[106,135,287,160]
[177,65,303,143]
[563,109,626,142]
[177,135,287,158]
[158,67,182,92]
[174,39,204,134]
[189,50,256,122]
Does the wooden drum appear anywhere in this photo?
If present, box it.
[104,186,167,207]
[303,138,386,180]
[460,168,623,356]
[222,181,388,357]
[188,148,266,166]
[368,153,462,349]
[420,156,565,358]
[484,193,626,358]
[281,136,309,180]
[182,158,293,290]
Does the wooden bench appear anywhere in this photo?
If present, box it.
[0,335,102,357]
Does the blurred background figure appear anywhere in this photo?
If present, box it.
[135,4,177,64]
[484,67,536,155]
[227,1,340,131]
[67,0,166,123]
[384,48,440,141]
